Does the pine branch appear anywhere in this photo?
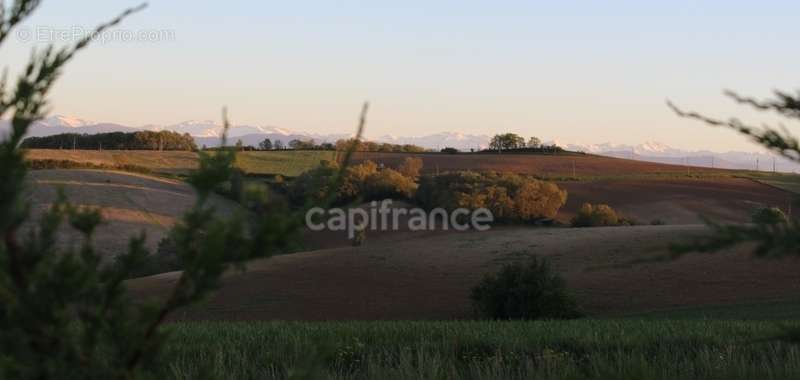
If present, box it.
[725,89,800,119]
[668,100,800,163]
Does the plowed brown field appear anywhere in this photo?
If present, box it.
[129,225,800,321]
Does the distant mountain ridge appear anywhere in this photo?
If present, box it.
[3,115,797,173]
[555,141,799,173]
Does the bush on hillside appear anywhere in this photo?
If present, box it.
[396,157,423,178]
[338,161,378,201]
[573,203,618,227]
[287,160,341,205]
[289,159,419,205]
[752,207,789,225]
[415,171,567,223]
[471,257,582,320]
[571,203,628,227]
[363,168,417,200]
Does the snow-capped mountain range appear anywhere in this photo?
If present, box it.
[4,115,799,173]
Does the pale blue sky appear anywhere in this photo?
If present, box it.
[4,1,800,150]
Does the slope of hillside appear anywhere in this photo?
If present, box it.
[128,225,800,321]
[25,149,199,175]
[351,151,734,178]
[26,169,239,258]
[558,178,793,224]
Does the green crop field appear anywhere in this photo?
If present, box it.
[160,319,800,379]
[744,172,800,194]
[234,150,336,177]
[621,299,800,320]
[24,149,336,177]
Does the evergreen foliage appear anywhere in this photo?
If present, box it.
[669,90,800,258]
[0,2,365,377]
[471,257,582,320]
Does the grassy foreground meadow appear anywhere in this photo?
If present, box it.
[161,320,800,379]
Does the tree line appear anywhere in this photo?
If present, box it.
[486,133,563,153]
[21,131,197,151]
[247,137,428,153]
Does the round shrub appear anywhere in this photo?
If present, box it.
[396,157,423,178]
[287,160,341,205]
[571,203,620,227]
[470,257,582,320]
[363,168,417,200]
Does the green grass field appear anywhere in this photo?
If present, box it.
[621,299,800,320]
[161,319,800,379]
[744,172,800,194]
[24,149,335,178]
[234,150,336,177]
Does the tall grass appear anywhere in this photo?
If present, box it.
[161,320,800,379]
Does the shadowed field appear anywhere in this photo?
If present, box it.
[26,169,238,257]
[350,151,736,178]
[129,225,800,321]
[24,153,800,322]
[558,178,793,224]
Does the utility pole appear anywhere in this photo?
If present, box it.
[773,157,776,173]
[572,160,576,178]
[711,156,715,169]
[685,157,690,176]
[756,158,759,171]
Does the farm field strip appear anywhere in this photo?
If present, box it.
[25,149,800,189]
[161,319,800,379]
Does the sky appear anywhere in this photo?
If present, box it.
[3,0,800,151]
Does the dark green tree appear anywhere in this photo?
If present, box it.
[0,1,365,377]
[258,137,273,150]
[489,133,526,151]
[471,257,582,320]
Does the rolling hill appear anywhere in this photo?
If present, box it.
[129,225,800,320]
[26,169,239,258]
[21,150,800,321]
